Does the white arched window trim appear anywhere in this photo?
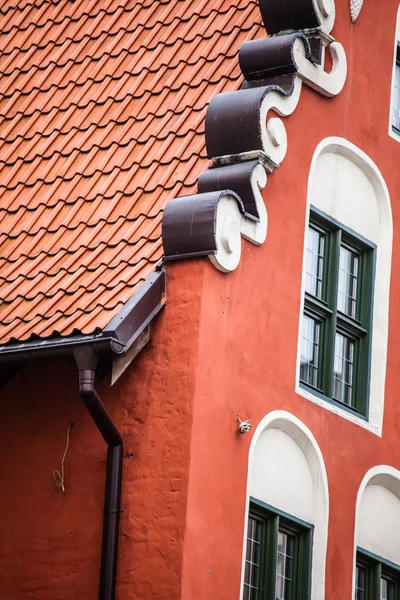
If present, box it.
[240,410,329,600]
[296,137,393,436]
[353,466,400,592]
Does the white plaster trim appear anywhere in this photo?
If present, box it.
[259,36,347,166]
[315,0,336,33]
[352,466,400,592]
[239,411,329,600]
[294,38,347,98]
[388,6,400,142]
[260,36,348,167]
[209,165,268,273]
[295,137,393,437]
[260,75,303,165]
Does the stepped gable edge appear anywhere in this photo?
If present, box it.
[162,0,347,273]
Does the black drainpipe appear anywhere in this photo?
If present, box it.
[75,347,123,600]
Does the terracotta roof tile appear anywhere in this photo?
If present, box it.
[0,0,263,344]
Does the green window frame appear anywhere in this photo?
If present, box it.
[243,498,313,600]
[392,43,400,136]
[356,549,400,600]
[299,208,375,418]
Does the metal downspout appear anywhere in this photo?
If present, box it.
[78,368,123,600]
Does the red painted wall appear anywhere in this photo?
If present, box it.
[0,262,204,599]
[1,0,400,599]
[178,0,400,598]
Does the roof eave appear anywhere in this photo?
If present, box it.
[0,269,166,366]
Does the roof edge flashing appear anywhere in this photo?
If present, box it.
[0,270,166,365]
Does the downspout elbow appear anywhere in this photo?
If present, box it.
[78,369,122,448]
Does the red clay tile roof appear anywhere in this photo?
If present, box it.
[0,0,263,344]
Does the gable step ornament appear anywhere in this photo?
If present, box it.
[163,0,348,273]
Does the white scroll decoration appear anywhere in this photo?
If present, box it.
[258,35,347,167]
[259,76,303,165]
[294,37,347,98]
[315,0,336,33]
[350,0,363,22]
[209,164,268,273]
[204,0,348,273]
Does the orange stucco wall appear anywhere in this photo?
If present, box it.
[1,0,400,599]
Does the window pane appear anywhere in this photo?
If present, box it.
[275,531,295,600]
[381,578,395,600]
[305,227,325,299]
[392,59,400,131]
[333,333,355,406]
[356,566,366,600]
[300,315,320,387]
[337,246,359,319]
[244,516,262,599]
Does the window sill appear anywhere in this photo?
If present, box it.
[296,383,381,436]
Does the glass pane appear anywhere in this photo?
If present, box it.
[381,578,395,600]
[392,61,400,131]
[381,578,388,600]
[300,315,320,387]
[356,566,366,600]
[333,332,355,406]
[244,516,262,599]
[275,531,295,600]
[337,246,359,319]
[305,227,325,299]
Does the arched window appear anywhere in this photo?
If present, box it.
[240,411,329,600]
[354,467,400,599]
[296,138,392,435]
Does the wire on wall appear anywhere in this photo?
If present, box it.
[47,422,74,493]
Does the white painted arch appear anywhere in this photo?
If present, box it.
[353,466,400,591]
[240,411,329,600]
[296,137,393,436]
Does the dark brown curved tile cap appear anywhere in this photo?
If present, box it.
[198,161,262,222]
[239,33,311,81]
[162,190,244,261]
[259,0,321,35]
[205,85,291,159]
